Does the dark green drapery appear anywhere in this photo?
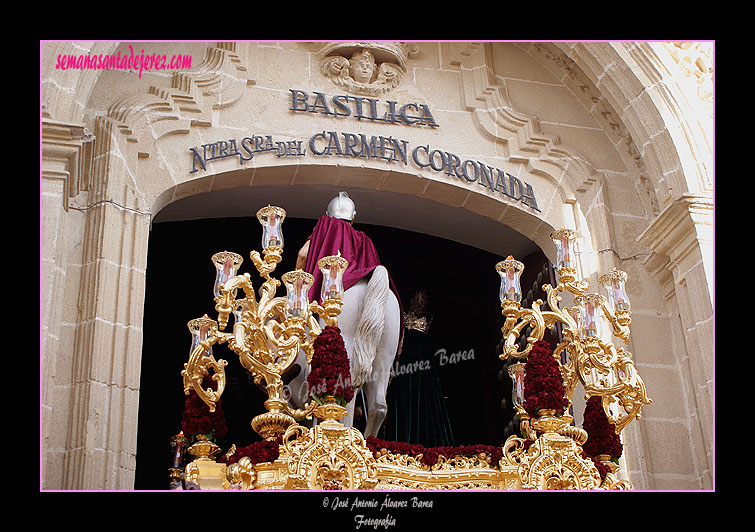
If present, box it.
[382,328,455,447]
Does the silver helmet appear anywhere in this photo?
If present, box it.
[326,191,356,221]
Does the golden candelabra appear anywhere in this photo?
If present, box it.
[496,228,652,435]
[181,205,349,441]
[175,215,652,491]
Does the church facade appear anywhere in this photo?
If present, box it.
[41,41,714,490]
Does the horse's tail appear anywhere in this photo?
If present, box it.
[352,265,389,388]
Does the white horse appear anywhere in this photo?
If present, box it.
[285,265,401,438]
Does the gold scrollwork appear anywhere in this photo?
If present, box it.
[182,219,347,440]
[282,402,378,490]
[498,259,651,435]
[181,317,228,412]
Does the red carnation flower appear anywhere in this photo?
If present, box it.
[522,341,569,417]
[307,326,354,403]
[220,436,283,465]
[365,437,504,468]
[181,375,228,440]
[582,396,623,460]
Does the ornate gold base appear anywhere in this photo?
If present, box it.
[251,411,296,441]
[185,407,633,491]
[531,409,571,434]
[187,434,221,461]
[282,398,377,490]
[185,459,227,490]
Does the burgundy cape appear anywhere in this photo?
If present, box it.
[303,216,403,350]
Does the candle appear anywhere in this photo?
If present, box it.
[496,256,524,303]
[550,229,578,270]
[318,252,348,302]
[575,294,607,340]
[170,431,186,469]
[212,251,243,298]
[266,211,281,248]
[257,205,286,250]
[282,270,314,319]
[599,269,631,312]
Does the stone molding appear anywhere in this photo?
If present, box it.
[449,42,598,206]
[637,192,714,292]
[41,119,95,211]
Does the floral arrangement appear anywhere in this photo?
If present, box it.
[307,326,354,405]
[219,436,282,466]
[582,451,612,481]
[522,340,569,417]
[366,436,503,468]
[181,375,228,442]
[581,395,623,461]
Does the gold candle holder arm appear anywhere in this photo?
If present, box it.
[287,398,319,422]
[181,337,228,413]
[255,297,309,366]
[599,302,632,343]
[250,247,283,286]
[555,270,590,295]
[500,277,583,362]
[309,298,343,328]
[214,273,257,331]
[500,301,545,361]
[555,338,580,408]
[602,348,652,433]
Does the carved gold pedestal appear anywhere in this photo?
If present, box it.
[498,409,628,490]
[186,459,227,490]
[183,434,226,490]
[188,408,632,491]
[282,396,378,490]
[187,434,221,460]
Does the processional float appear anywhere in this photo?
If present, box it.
[170,206,651,491]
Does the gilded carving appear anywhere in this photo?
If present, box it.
[192,419,634,491]
[223,456,256,490]
[517,434,602,490]
[281,407,379,491]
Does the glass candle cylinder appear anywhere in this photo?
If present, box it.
[318,253,349,301]
[507,362,526,409]
[574,293,607,339]
[599,268,631,312]
[281,270,314,319]
[169,431,188,469]
[550,229,578,270]
[212,251,243,298]
[257,205,286,250]
[496,256,524,303]
[187,316,217,357]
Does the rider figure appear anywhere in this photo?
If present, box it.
[296,191,402,313]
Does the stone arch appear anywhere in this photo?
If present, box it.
[548,42,712,204]
[152,162,558,260]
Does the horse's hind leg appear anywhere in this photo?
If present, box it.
[364,294,401,438]
[333,282,363,429]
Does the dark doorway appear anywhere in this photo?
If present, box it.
[134,215,541,489]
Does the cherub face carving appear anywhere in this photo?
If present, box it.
[349,50,377,83]
[320,46,407,96]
